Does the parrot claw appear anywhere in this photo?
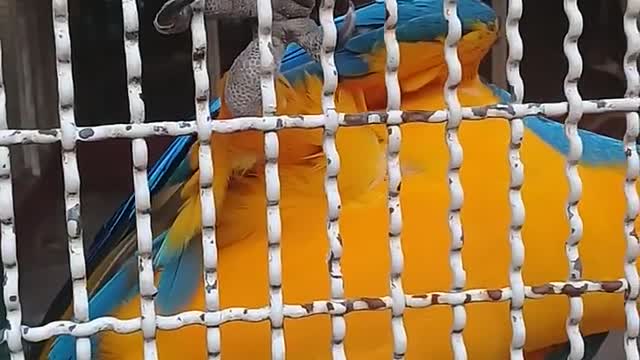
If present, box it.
[154,0,194,35]
[223,1,357,117]
[337,1,357,49]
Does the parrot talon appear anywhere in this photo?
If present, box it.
[154,0,194,35]
[336,1,356,49]
[223,4,356,117]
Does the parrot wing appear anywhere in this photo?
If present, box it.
[488,83,627,168]
[42,99,220,359]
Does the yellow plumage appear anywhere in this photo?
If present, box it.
[87,21,640,359]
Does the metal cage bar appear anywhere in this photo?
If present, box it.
[562,1,586,358]
[254,0,286,357]
[505,0,526,359]
[622,0,640,359]
[51,0,92,358]
[4,97,640,146]
[121,0,159,358]
[189,1,222,359]
[317,0,347,358]
[0,41,24,360]
[443,1,468,359]
[383,0,408,357]
[19,278,630,341]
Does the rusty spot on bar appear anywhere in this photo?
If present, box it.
[326,302,335,312]
[601,280,624,292]
[487,289,502,301]
[361,297,386,310]
[401,111,436,122]
[470,106,488,118]
[561,283,588,297]
[38,129,57,137]
[78,128,95,139]
[343,113,368,125]
[192,46,206,62]
[431,293,440,304]
[344,301,354,313]
[302,303,314,314]
[531,284,554,295]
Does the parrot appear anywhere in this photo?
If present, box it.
[154,0,358,117]
[31,0,639,358]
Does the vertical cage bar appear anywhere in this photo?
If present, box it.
[255,0,285,357]
[383,0,407,358]
[505,0,526,358]
[562,0,585,358]
[0,41,24,360]
[51,0,91,357]
[442,0,467,358]
[622,0,640,359]
[190,1,222,358]
[318,0,346,358]
[120,0,159,358]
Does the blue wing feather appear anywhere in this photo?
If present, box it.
[46,99,221,359]
[488,84,627,166]
[48,234,166,360]
[280,0,497,83]
[154,231,203,315]
[86,98,221,269]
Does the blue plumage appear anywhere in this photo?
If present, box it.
[280,0,497,83]
[86,98,220,270]
[154,231,203,315]
[488,84,627,166]
[46,99,221,360]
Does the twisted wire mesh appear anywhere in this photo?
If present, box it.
[622,0,640,359]
[383,0,408,358]
[317,0,347,357]
[0,0,639,359]
[562,1,586,358]
[443,1,467,358]
[4,98,640,145]
[121,0,159,357]
[505,0,526,358]
[189,1,222,359]
[254,0,285,357]
[52,0,92,357]
[19,279,631,342]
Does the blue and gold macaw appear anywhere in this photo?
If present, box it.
[33,0,637,358]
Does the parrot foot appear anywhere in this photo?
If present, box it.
[223,3,356,118]
[223,35,287,117]
[279,1,356,64]
[154,0,317,35]
[154,0,194,35]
